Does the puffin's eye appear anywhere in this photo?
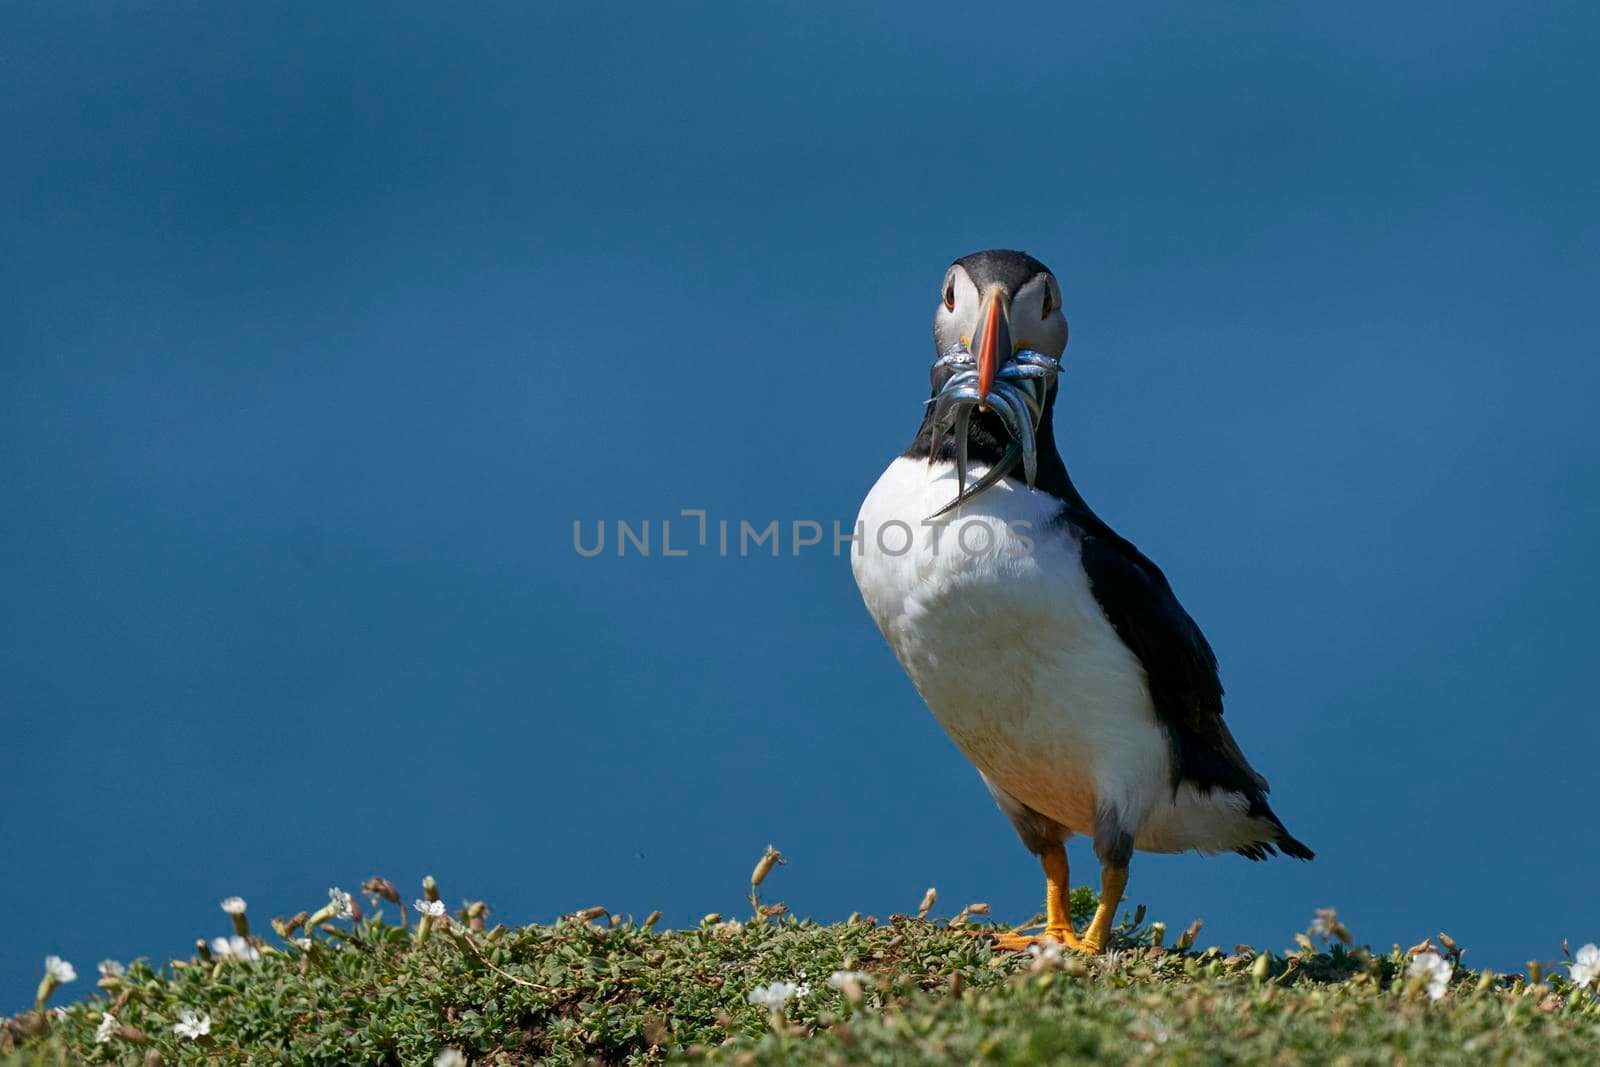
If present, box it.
[943,282,956,311]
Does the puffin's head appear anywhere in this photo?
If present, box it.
[933,249,1068,400]
[925,250,1068,512]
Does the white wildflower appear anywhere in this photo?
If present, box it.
[747,981,802,1011]
[172,1010,212,1039]
[1570,943,1600,988]
[1409,950,1452,1000]
[293,937,312,950]
[44,956,76,983]
[1028,938,1064,963]
[51,1007,67,1020]
[97,960,125,979]
[414,898,447,918]
[827,969,871,989]
[210,935,260,962]
[1132,1011,1172,1052]
[94,1013,118,1044]
[434,1050,467,1067]
[327,887,355,920]
[827,969,869,1001]
[220,897,247,915]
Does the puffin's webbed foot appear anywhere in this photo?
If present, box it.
[987,843,1130,955]
[1079,864,1128,953]
[986,842,1095,954]
[990,925,1086,953]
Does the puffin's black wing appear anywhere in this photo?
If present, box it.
[1071,516,1313,860]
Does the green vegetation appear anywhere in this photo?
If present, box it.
[6,866,1599,1065]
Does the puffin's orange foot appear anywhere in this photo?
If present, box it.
[989,925,1086,953]
[1076,865,1127,956]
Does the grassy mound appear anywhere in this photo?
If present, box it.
[5,876,1599,1065]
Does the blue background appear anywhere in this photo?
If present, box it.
[4,2,1598,1009]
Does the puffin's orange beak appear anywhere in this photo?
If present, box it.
[975,287,1011,411]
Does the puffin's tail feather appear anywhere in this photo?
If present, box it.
[1234,835,1314,861]
[1236,808,1314,861]
[1274,832,1315,861]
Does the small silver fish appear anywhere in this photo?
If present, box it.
[926,342,1061,517]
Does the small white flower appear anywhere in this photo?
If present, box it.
[1131,1012,1172,1050]
[414,898,447,918]
[97,960,125,979]
[51,1007,67,1020]
[1028,938,1064,963]
[827,969,871,989]
[1570,943,1600,988]
[1409,950,1452,1000]
[327,887,355,920]
[293,937,312,949]
[747,981,802,1011]
[94,1013,118,1045]
[210,935,260,961]
[44,956,76,983]
[826,969,870,1001]
[172,1010,212,1039]
[220,897,247,915]
[434,1050,467,1067]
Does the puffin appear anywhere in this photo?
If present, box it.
[851,249,1311,952]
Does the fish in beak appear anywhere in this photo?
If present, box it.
[926,290,1062,517]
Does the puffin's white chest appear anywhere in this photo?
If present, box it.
[850,457,1168,835]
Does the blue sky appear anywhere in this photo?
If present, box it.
[4,2,1599,1009]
